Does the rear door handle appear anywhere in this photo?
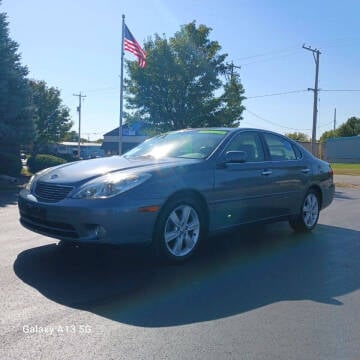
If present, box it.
[261,170,272,176]
[301,168,310,174]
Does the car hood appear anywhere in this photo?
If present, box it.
[37,156,200,185]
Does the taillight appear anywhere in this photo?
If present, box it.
[329,166,333,178]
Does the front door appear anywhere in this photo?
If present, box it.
[211,131,273,230]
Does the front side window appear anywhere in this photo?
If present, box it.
[263,133,297,161]
[226,132,265,162]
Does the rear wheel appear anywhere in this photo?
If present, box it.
[153,197,205,263]
[289,189,320,232]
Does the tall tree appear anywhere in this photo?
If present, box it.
[125,22,245,133]
[0,5,34,153]
[336,116,360,137]
[319,116,360,142]
[29,80,72,151]
[285,132,310,142]
[62,130,89,143]
[319,129,337,143]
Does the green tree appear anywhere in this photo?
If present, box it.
[215,72,246,127]
[285,132,310,142]
[319,116,360,143]
[125,21,245,133]
[29,80,72,151]
[0,6,34,154]
[62,130,79,142]
[337,116,360,137]
[61,130,88,143]
[319,129,337,143]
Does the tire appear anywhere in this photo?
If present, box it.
[153,196,206,263]
[289,189,320,232]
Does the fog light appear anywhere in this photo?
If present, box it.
[94,225,107,239]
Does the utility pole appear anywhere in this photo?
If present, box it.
[73,92,86,159]
[333,107,337,131]
[303,44,321,156]
[228,61,241,79]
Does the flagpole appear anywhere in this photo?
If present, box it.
[119,14,125,155]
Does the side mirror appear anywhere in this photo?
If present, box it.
[225,151,247,163]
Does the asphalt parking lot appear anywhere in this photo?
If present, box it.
[0,187,359,360]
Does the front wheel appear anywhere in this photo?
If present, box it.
[289,190,320,232]
[153,197,205,263]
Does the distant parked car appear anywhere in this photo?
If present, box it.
[18,128,334,262]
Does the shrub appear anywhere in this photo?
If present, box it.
[56,153,77,162]
[0,152,22,177]
[27,154,67,173]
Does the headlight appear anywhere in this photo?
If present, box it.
[25,168,51,191]
[25,175,36,190]
[72,172,151,199]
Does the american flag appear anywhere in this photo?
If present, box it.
[124,25,147,68]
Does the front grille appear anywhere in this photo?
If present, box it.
[34,182,73,202]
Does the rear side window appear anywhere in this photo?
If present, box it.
[263,133,297,161]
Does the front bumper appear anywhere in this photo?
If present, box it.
[18,189,160,245]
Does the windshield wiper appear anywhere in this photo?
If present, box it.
[126,154,156,160]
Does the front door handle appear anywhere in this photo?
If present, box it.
[261,170,272,176]
[301,168,310,174]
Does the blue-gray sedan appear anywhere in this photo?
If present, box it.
[18,128,335,262]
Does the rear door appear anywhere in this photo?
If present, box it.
[260,132,311,216]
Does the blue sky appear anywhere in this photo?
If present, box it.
[2,0,360,140]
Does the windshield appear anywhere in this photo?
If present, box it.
[124,129,229,160]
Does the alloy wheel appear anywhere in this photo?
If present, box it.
[164,204,200,257]
[302,193,319,228]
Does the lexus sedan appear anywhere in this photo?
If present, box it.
[18,128,334,262]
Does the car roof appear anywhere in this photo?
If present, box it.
[172,127,285,135]
[171,127,302,146]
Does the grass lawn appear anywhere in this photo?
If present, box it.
[331,163,360,176]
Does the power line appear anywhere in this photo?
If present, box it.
[232,36,359,63]
[239,50,300,66]
[233,47,299,62]
[245,108,311,131]
[320,89,360,92]
[246,89,308,99]
[245,88,360,100]
[317,120,334,129]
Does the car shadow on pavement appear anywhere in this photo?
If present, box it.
[14,222,360,327]
[0,190,19,208]
[334,189,359,200]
